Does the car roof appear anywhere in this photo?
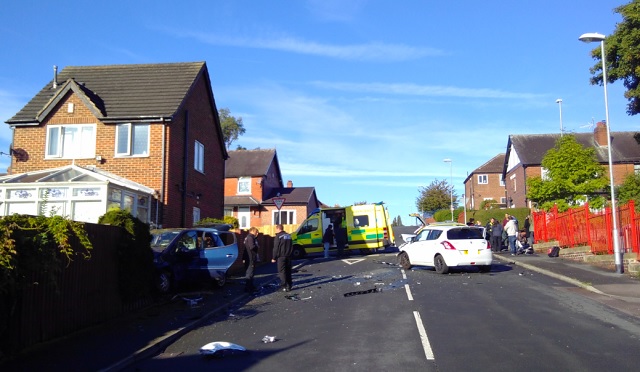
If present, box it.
[151,227,230,234]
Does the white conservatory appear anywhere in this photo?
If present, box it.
[0,165,155,224]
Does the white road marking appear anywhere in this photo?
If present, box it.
[401,269,407,280]
[342,258,366,265]
[413,311,435,360]
[404,284,413,301]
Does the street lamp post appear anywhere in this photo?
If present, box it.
[556,98,563,136]
[579,32,623,274]
[443,158,453,221]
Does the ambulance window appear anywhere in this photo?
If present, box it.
[353,215,369,227]
[300,219,319,234]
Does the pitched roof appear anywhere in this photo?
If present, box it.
[6,62,207,125]
[263,187,318,205]
[226,149,280,178]
[463,153,505,183]
[223,195,260,207]
[508,131,640,166]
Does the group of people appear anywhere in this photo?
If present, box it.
[243,224,293,293]
[483,214,533,255]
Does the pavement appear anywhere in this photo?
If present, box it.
[2,249,640,371]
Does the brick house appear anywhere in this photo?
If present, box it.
[502,122,640,208]
[463,153,506,210]
[2,62,228,227]
[224,149,321,230]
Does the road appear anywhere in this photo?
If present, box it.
[127,252,640,371]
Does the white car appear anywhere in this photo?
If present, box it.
[398,224,492,274]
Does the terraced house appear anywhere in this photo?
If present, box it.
[2,62,228,227]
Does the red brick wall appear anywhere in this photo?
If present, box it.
[465,172,506,209]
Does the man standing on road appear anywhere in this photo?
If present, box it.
[504,216,518,255]
[322,224,334,259]
[489,218,504,252]
[243,227,259,292]
[272,224,293,292]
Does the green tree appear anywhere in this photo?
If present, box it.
[526,135,609,211]
[416,179,457,214]
[586,0,640,115]
[219,108,246,150]
[617,172,640,211]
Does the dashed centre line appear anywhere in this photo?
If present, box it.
[413,311,435,360]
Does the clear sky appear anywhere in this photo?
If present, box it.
[1,0,637,224]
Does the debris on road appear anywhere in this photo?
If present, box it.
[344,287,381,297]
[200,341,246,356]
[262,335,277,343]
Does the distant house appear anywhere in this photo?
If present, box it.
[463,153,506,210]
[502,122,640,208]
[224,149,321,229]
[2,62,228,227]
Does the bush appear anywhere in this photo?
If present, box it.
[98,209,153,301]
[196,216,239,229]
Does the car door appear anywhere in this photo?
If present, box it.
[171,230,201,282]
[200,230,238,280]
[405,228,432,265]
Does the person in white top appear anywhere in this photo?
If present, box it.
[504,216,518,255]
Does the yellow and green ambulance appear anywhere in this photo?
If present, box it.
[291,202,395,258]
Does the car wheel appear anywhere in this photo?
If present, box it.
[434,255,449,274]
[215,273,227,288]
[398,252,412,270]
[479,265,492,273]
[156,271,172,294]
[291,246,306,260]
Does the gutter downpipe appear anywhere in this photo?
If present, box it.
[181,111,189,227]
[157,117,167,228]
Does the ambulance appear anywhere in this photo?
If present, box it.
[290,202,395,258]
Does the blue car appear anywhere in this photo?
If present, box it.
[151,227,238,293]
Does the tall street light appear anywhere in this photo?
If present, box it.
[443,158,453,221]
[556,98,563,136]
[579,32,623,274]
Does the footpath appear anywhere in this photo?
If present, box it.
[2,251,640,371]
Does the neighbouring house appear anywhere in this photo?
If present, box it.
[2,62,228,227]
[224,149,321,230]
[502,122,640,208]
[463,153,506,210]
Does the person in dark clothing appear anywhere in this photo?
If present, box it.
[490,218,504,252]
[243,227,259,292]
[272,224,293,291]
[334,214,348,258]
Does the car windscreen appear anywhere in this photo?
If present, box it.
[152,231,180,247]
[446,228,484,240]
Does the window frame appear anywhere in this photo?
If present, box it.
[115,123,150,157]
[45,124,96,159]
[477,174,488,184]
[237,177,251,194]
[194,140,204,173]
[273,209,296,225]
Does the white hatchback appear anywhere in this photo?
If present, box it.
[398,224,492,274]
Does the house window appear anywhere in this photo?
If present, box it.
[513,179,517,192]
[500,178,505,186]
[273,209,295,225]
[194,141,204,173]
[477,174,488,184]
[634,164,640,174]
[541,167,550,181]
[238,177,251,194]
[500,197,507,204]
[46,124,96,159]
[224,208,233,217]
[193,207,201,225]
[115,123,149,156]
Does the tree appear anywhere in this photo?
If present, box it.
[219,108,246,150]
[617,172,640,211]
[479,199,498,210]
[587,0,640,115]
[526,135,609,211]
[416,179,457,214]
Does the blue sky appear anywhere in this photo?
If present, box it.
[1,0,638,224]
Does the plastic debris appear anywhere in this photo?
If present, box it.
[355,282,361,286]
[262,335,276,343]
[182,296,203,308]
[285,294,300,301]
[344,287,381,297]
[301,296,312,300]
[199,341,246,356]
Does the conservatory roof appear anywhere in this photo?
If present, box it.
[0,165,155,195]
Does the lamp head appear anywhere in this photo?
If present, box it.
[556,99,562,104]
[443,158,451,163]
[579,32,605,43]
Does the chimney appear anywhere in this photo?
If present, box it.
[594,120,608,147]
[287,180,293,188]
[53,65,58,89]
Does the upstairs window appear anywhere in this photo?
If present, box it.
[541,167,550,181]
[238,177,251,194]
[46,124,96,159]
[194,141,204,173]
[477,174,488,184]
[115,123,149,156]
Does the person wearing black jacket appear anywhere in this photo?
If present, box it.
[243,227,259,292]
[272,224,293,291]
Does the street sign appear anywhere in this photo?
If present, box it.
[273,197,286,210]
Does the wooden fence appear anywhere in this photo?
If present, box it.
[532,201,640,258]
